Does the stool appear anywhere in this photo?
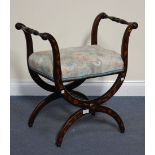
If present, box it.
[15,12,138,147]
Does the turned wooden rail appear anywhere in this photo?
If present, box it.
[15,23,50,40]
[91,12,138,44]
[102,12,133,25]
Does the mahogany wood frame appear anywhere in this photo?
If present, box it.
[15,12,138,147]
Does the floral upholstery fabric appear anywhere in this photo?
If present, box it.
[28,45,124,82]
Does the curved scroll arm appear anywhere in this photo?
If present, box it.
[15,23,50,40]
[15,23,57,92]
[91,12,138,45]
[15,23,86,93]
[91,12,138,71]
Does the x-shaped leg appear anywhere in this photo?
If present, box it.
[56,105,125,147]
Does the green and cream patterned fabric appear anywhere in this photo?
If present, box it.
[28,45,124,82]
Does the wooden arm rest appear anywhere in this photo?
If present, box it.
[100,12,138,27]
[91,12,138,45]
[15,23,51,40]
[15,22,63,91]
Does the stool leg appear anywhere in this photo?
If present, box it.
[56,109,85,147]
[95,106,125,133]
[28,93,60,127]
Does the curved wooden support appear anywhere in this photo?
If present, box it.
[56,105,125,147]
[95,106,125,133]
[56,109,86,147]
[121,24,138,71]
[90,72,125,107]
[28,93,60,127]
[28,68,56,92]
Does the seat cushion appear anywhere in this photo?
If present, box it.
[28,45,124,82]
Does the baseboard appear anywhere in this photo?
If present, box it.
[10,80,145,96]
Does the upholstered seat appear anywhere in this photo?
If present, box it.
[28,45,124,82]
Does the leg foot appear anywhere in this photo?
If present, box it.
[56,142,61,147]
[120,127,125,133]
[28,121,33,128]
[91,111,96,116]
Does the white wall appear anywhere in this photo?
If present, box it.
[11,0,144,83]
